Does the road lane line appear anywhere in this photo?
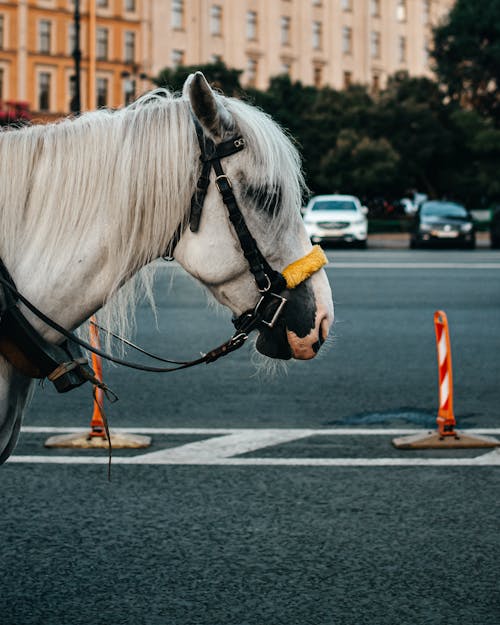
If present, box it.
[8,428,500,466]
[7,454,500,466]
[20,427,500,435]
[326,263,500,269]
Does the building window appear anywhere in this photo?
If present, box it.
[312,21,322,50]
[370,31,380,59]
[372,73,380,94]
[280,16,291,46]
[125,0,135,12]
[246,11,257,41]
[397,0,407,22]
[0,67,4,100]
[313,66,322,88]
[423,0,430,25]
[96,28,108,60]
[38,72,51,111]
[210,5,222,36]
[398,36,407,63]
[97,0,108,8]
[0,15,4,50]
[171,49,184,68]
[124,78,135,105]
[210,54,222,63]
[39,20,51,54]
[341,0,351,11]
[247,57,257,87]
[124,31,135,63]
[281,62,291,75]
[342,26,352,54]
[96,77,108,108]
[343,71,352,89]
[68,23,75,55]
[172,0,183,30]
[370,0,380,17]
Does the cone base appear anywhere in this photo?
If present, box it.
[44,432,152,449]
[392,430,500,450]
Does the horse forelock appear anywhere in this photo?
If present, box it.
[0,89,305,352]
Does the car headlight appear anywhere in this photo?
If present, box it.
[419,223,432,232]
[461,223,473,232]
[353,218,366,226]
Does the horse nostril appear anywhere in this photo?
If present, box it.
[312,340,321,354]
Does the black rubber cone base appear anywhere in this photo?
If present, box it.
[392,430,500,450]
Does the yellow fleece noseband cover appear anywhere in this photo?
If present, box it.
[281,245,328,289]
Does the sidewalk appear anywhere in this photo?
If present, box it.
[367,231,490,249]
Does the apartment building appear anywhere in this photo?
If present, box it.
[0,0,454,118]
[0,0,147,119]
[152,0,455,91]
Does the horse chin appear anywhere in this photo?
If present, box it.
[255,324,292,360]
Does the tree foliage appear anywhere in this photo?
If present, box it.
[154,60,243,96]
[432,0,500,124]
[153,61,500,208]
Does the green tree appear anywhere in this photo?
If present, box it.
[319,129,401,199]
[153,60,243,96]
[432,0,500,124]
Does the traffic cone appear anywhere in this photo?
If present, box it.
[45,317,151,449]
[393,311,499,449]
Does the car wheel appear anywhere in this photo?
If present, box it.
[355,240,367,249]
[410,237,418,249]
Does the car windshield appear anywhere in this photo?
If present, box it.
[311,200,357,212]
[420,202,468,218]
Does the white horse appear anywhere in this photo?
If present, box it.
[0,72,333,463]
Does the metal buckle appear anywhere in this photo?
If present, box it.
[257,274,272,293]
[255,293,288,329]
[234,138,245,149]
[215,175,232,193]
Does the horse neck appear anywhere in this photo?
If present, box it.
[2,104,196,341]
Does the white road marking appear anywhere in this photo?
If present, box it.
[326,263,500,269]
[7,428,500,467]
[20,426,500,435]
[157,260,500,271]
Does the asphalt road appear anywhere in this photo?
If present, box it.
[1,247,499,625]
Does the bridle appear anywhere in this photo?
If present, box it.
[0,116,327,397]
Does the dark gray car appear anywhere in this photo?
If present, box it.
[410,200,476,249]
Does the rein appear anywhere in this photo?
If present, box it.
[0,119,327,395]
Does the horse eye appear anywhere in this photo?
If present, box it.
[244,184,282,216]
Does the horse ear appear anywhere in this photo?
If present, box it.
[184,72,233,139]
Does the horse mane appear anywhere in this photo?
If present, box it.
[0,88,305,352]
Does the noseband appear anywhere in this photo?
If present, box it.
[0,118,327,396]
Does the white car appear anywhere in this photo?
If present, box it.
[303,194,368,248]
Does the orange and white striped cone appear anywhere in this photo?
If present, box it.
[45,317,151,449]
[393,311,499,449]
[434,311,457,437]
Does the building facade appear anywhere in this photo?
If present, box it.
[0,0,455,118]
[152,0,455,91]
[0,0,148,119]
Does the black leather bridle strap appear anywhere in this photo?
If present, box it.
[190,120,286,294]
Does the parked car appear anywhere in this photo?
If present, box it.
[490,207,500,249]
[302,194,368,248]
[409,200,476,249]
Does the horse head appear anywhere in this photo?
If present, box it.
[174,73,334,360]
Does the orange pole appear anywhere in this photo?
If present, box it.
[434,310,457,437]
[89,316,106,438]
